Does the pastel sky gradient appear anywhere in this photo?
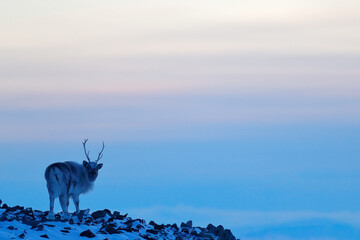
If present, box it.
[0,1,360,239]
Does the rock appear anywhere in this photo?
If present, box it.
[112,211,125,220]
[5,205,24,212]
[21,217,41,227]
[80,229,96,238]
[124,219,132,228]
[181,220,192,228]
[0,201,239,240]
[134,218,146,224]
[219,229,236,240]
[207,223,217,233]
[171,223,179,230]
[1,203,8,209]
[91,209,113,219]
[20,208,33,216]
[216,225,225,234]
[206,224,236,240]
[146,229,158,234]
[43,224,55,228]
[140,234,157,240]
[149,221,165,230]
[207,224,225,236]
[181,228,189,234]
[35,225,44,231]
[191,230,200,237]
[103,223,120,234]
[76,209,90,222]
[0,215,7,221]
[187,220,193,228]
[116,227,133,233]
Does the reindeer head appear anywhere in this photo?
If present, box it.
[82,139,104,182]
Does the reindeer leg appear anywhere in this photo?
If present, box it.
[72,195,80,215]
[48,194,55,220]
[59,194,69,219]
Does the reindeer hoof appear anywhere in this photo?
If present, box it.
[62,212,70,220]
[47,212,55,220]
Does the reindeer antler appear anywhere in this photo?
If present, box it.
[82,138,91,162]
[95,141,105,163]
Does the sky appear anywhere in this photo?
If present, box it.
[0,1,360,239]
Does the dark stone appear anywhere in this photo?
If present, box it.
[149,221,165,230]
[80,229,96,238]
[85,219,93,225]
[5,205,24,212]
[0,215,7,221]
[64,227,71,230]
[216,225,225,234]
[218,229,236,240]
[146,229,158,234]
[124,219,135,228]
[91,209,113,219]
[191,230,200,237]
[186,220,193,228]
[35,225,44,231]
[77,209,88,222]
[19,233,26,239]
[112,211,123,220]
[206,223,217,233]
[199,232,217,239]
[181,228,189,234]
[60,230,70,233]
[104,224,120,234]
[180,221,192,228]
[136,224,144,229]
[140,234,157,240]
[171,223,179,231]
[21,217,41,227]
[134,218,145,224]
[206,224,236,240]
[1,203,8,209]
[43,224,55,228]
[40,234,49,239]
[20,208,33,216]
[7,226,15,230]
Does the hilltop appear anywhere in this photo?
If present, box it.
[0,200,238,240]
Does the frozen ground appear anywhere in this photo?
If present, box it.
[0,200,237,240]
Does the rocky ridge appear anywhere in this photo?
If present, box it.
[0,200,238,240]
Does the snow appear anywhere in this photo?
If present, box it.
[0,202,237,240]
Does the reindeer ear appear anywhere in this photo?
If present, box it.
[97,163,103,169]
[83,161,88,167]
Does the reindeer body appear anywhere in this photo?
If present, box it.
[45,140,104,219]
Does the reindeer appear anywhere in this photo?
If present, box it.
[44,139,104,219]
